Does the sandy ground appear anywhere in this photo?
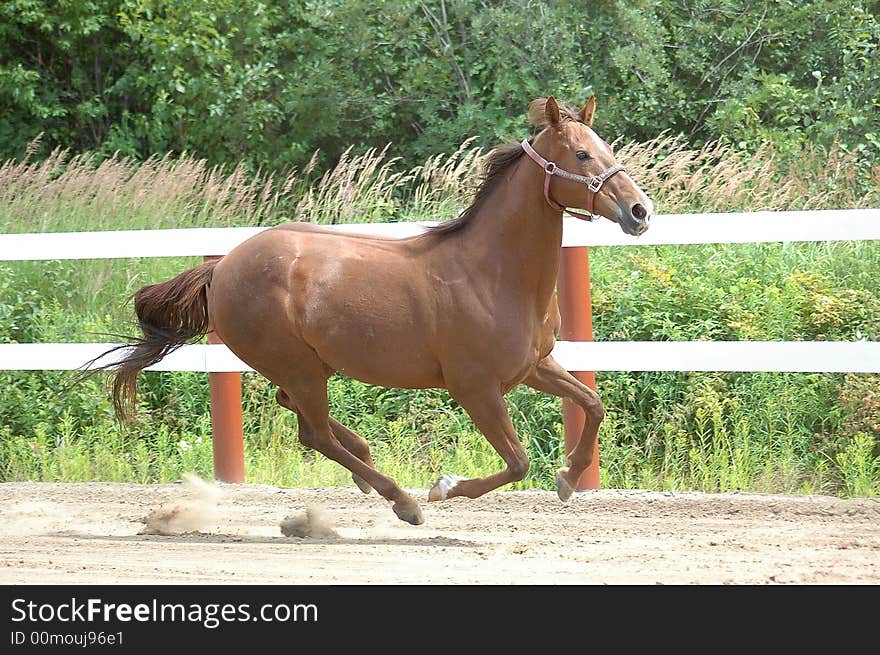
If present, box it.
[1,480,878,585]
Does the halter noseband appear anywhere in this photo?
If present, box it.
[521,139,625,221]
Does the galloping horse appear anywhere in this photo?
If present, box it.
[103,96,652,525]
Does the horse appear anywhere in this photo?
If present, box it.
[99,96,653,525]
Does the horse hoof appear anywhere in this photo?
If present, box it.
[428,474,466,502]
[352,473,372,494]
[392,500,424,525]
[556,468,575,502]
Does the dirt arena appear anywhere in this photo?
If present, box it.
[1,480,878,584]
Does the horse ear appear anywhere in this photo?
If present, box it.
[544,96,562,126]
[579,96,596,126]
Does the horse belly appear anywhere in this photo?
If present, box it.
[311,320,443,388]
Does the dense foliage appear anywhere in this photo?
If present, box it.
[2,0,879,171]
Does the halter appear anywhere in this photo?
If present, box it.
[521,139,625,221]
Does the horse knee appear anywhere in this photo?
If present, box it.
[344,437,371,461]
[585,395,605,425]
[508,454,530,481]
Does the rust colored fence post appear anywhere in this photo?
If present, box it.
[557,246,600,490]
[204,256,245,483]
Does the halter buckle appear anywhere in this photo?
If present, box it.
[543,161,557,175]
[587,177,603,193]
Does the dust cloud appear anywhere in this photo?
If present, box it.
[280,505,339,538]
[140,473,222,535]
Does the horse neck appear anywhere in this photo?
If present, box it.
[451,156,563,307]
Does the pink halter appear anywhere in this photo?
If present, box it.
[521,139,625,221]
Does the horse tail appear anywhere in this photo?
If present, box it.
[105,259,218,421]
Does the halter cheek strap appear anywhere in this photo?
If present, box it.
[520,139,625,221]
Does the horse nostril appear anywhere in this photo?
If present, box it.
[631,203,648,221]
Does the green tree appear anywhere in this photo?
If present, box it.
[1,0,877,171]
[0,0,129,154]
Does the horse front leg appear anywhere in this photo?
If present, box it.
[428,384,530,502]
[522,355,604,501]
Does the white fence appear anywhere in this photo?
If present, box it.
[1,208,879,374]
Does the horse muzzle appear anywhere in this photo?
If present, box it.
[618,199,652,236]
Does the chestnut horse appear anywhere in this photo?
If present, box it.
[102,96,652,525]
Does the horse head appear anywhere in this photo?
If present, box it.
[524,95,653,236]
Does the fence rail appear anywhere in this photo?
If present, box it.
[2,340,879,374]
[2,208,879,261]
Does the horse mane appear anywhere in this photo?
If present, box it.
[428,97,584,236]
[427,141,527,236]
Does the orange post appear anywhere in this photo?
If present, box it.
[205,256,245,483]
[557,246,600,490]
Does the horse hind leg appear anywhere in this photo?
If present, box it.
[276,379,423,525]
[329,419,375,494]
[275,389,375,494]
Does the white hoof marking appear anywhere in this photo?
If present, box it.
[433,474,466,500]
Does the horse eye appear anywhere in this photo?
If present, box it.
[576,151,589,161]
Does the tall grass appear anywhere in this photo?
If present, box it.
[0,145,297,234]
[4,132,876,236]
[0,135,485,234]
[1,134,878,496]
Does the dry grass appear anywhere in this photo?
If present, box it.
[1,133,876,235]
[616,132,879,213]
[0,137,305,233]
[290,138,484,224]
[292,145,415,224]
[616,134,795,212]
[408,136,484,219]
